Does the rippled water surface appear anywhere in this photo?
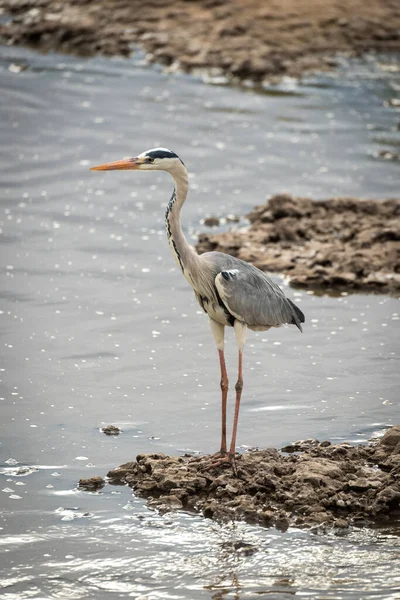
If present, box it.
[0,46,399,598]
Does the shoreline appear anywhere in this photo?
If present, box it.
[79,425,400,530]
[0,1,399,83]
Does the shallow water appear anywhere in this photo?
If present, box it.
[0,46,399,598]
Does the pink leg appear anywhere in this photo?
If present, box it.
[229,350,243,458]
[218,349,229,455]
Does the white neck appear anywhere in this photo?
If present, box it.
[164,163,199,276]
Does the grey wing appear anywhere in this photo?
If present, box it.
[212,258,304,331]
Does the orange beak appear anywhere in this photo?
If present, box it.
[90,157,142,171]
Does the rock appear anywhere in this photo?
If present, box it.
[107,461,138,483]
[374,487,400,506]
[78,475,105,491]
[381,455,400,472]
[203,216,220,227]
[295,458,343,488]
[347,478,372,491]
[377,150,400,161]
[375,425,400,455]
[281,438,320,453]
[101,424,121,435]
[157,494,183,511]
[335,518,349,528]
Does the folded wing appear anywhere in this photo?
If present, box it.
[215,264,304,332]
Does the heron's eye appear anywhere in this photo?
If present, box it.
[147,157,154,163]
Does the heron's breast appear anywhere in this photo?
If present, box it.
[195,293,234,327]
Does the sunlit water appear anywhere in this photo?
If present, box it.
[0,45,399,598]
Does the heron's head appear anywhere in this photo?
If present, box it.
[90,148,183,173]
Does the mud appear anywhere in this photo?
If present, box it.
[1,1,400,83]
[105,426,400,529]
[196,194,400,294]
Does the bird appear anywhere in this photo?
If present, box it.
[91,148,305,468]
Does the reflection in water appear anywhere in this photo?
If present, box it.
[2,507,400,599]
[0,44,399,599]
[207,573,242,600]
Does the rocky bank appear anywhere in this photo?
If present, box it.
[86,425,400,530]
[0,0,399,83]
[197,194,400,294]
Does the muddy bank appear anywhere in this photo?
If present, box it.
[104,426,400,529]
[0,1,400,83]
[196,194,400,294]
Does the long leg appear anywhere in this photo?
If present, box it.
[218,349,228,454]
[209,318,227,454]
[229,321,247,458]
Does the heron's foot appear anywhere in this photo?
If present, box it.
[199,452,238,476]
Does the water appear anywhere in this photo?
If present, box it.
[0,45,399,598]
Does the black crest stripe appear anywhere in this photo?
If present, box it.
[147,149,177,160]
[147,149,185,165]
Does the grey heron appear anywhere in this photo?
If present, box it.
[91,148,305,467]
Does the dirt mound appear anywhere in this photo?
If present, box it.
[106,425,400,530]
[196,194,400,294]
[1,0,400,82]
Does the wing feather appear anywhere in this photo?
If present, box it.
[213,261,304,331]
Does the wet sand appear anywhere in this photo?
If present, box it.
[0,0,399,82]
[89,425,400,530]
[197,195,400,294]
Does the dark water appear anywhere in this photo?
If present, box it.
[0,46,399,598]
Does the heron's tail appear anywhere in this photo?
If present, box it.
[287,298,305,332]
